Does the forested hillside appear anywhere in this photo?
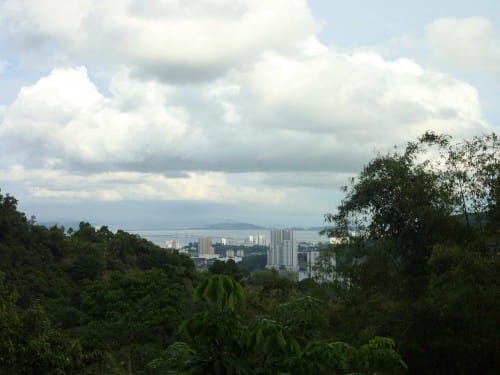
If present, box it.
[0,191,198,374]
[0,191,406,375]
[0,133,498,374]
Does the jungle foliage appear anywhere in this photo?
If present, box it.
[0,192,406,375]
[320,132,499,374]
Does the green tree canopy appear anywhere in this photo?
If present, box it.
[194,274,245,311]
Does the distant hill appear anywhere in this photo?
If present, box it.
[195,222,267,230]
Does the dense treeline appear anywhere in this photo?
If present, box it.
[0,133,498,374]
[0,193,198,374]
[320,132,499,374]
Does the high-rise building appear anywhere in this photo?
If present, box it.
[198,237,214,256]
[266,229,297,271]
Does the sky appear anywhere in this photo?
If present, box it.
[0,0,499,229]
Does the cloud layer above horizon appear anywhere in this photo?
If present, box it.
[0,0,498,224]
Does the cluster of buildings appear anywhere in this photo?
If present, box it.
[244,234,268,246]
[166,229,337,281]
[188,236,245,269]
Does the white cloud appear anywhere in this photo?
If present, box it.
[426,17,500,76]
[0,67,188,167]
[0,0,318,81]
[204,82,242,124]
[0,165,286,204]
[0,0,91,42]
[241,50,487,142]
[0,51,490,181]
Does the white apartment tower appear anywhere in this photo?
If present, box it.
[266,229,298,271]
